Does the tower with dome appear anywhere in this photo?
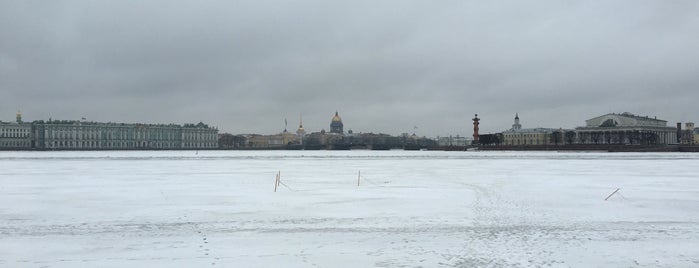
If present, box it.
[330,111,344,134]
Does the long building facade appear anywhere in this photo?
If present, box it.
[31,120,218,150]
[575,112,677,145]
[0,112,218,150]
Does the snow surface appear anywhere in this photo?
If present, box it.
[1,150,698,267]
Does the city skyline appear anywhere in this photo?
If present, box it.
[2,1,698,136]
[1,110,686,139]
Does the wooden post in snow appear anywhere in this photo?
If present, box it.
[274,171,280,192]
[604,188,620,201]
[357,170,361,187]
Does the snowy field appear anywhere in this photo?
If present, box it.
[1,150,698,267]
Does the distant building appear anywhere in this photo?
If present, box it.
[680,122,696,145]
[245,134,269,148]
[278,131,298,146]
[501,114,567,145]
[330,111,344,134]
[244,129,299,148]
[266,134,285,146]
[218,133,246,149]
[575,112,677,145]
[437,135,470,146]
[31,120,218,150]
[0,111,32,149]
[299,131,337,148]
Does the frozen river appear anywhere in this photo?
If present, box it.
[1,150,698,267]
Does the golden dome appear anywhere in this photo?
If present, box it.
[331,111,342,122]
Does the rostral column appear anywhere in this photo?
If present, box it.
[472,114,480,144]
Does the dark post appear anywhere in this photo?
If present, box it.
[472,114,480,144]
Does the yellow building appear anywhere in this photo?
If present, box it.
[683,122,697,145]
[245,131,299,148]
[501,114,563,146]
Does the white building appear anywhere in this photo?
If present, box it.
[575,112,677,145]
[437,135,470,146]
[0,112,32,149]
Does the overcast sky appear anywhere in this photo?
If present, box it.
[2,1,698,136]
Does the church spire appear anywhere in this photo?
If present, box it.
[512,113,522,130]
[296,114,306,142]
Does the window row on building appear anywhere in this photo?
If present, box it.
[0,122,32,149]
[0,128,31,138]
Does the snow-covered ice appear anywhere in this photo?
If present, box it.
[1,150,698,267]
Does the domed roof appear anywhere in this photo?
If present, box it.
[331,111,342,122]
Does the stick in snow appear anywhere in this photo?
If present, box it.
[604,188,620,201]
[357,170,361,187]
[274,171,280,192]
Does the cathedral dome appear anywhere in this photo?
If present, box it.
[331,111,342,122]
[330,111,344,134]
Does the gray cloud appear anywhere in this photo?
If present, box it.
[2,1,698,136]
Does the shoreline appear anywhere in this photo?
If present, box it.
[2,145,699,152]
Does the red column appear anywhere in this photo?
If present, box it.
[472,114,480,144]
